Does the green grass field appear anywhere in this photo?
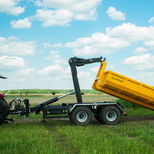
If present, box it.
[0,95,154,154]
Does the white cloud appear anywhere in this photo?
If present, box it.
[17,68,35,75]
[78,71,91,78]
[65,32,129,56]
[44,42,62,48]
[34,0,42,7]
[144,40,154,47]
[0,56,25,68]
[35,9,74,27]
[65,37,93,48]
[133,47,148,54]
[106,7,126,21]
[0,0,24,15]
[11,18,32,29]
[41,0,100,11]
[63,23,154,56]
[0,36,36,56]
[106,23,154,42]
[38,64,63,75]
[148,17,154,23]
[36,52,73,89]
[38,51,69,76]
[123,54,151,64]
[123,53,154,70]
[34,0,101,26]
[136,72,154,85]
[45,50,66,65]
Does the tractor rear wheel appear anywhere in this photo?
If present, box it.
[0,98,9,124]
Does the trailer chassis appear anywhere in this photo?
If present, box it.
[1,57,126,125]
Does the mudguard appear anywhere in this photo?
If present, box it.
[0,93,4,99]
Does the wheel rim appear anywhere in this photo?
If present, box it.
[106,110,117,122]
[76,111,88,123]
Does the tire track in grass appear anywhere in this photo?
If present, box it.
[122,116,154,123]
[43,120,80,154]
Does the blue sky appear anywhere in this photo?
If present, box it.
[0,0,154,90]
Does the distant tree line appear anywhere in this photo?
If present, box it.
[1,89,104,95]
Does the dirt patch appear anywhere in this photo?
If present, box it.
[10,115,154,126]
[122,116,154,123]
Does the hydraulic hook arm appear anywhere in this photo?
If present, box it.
[68,56,105,103]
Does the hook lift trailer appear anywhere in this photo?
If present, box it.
[0,57,126,125]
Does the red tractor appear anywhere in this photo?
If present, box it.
[0,75,10,123]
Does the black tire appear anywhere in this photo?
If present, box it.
[0,98,9,124]
[70,107,92,125]
[100,106,121,125]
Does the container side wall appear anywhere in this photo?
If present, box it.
[93,66,154,111]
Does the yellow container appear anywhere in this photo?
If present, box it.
[92,61,154,111]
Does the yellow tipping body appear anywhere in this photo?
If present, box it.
[92,61,154,111]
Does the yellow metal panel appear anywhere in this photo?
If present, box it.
[92,62,154,111]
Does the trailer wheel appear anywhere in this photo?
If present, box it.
[70,107,92,125]
[100,106,121,125]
